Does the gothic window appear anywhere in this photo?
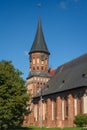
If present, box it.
[34,77,36,80]
[62,98,64,120]
[34,104,38,121]
[33,58,35,64]
[42,102,46,120]
[84,93,87,113]
[38,78,39,81]
[37,66,39,70]
[43,83,45,85]
[41,66,44,70]
[52,100,54,120]
[52,99,56,120]
[46,79,48,82]
[74,97,77,116]
[37,58,39,64]
[65,97,68,119]
[33,66,35,70]
[41,61,44,65]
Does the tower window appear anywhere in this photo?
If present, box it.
[33,67,35,70]
[37,58,39,64]
[33,58,35,64]
[37,66,39,70]
[41,66,44,70]
[41,61,44,65]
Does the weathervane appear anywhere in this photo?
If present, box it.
[36,3,42,8]
[36,2,42,18]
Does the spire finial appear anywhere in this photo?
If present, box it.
[36,3,42,18]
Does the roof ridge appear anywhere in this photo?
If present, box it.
[57,53,87,72]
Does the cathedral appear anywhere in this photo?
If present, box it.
[24,18,87,128]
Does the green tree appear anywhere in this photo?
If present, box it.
[0,60,30,129]
[73,114,87,127]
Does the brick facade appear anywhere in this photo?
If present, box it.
[24,88,87,128]
[23,19,87,128]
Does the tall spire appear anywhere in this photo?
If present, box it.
[29,18,50,55]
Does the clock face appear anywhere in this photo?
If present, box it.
[40,54,46,61]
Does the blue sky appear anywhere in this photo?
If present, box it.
[0,0,87,80]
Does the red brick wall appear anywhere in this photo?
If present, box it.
[24,89,86,128]
[56,96,62,127]
[30,52,49,73]
[68,94,74,127]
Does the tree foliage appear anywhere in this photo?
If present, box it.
[73,114,87,127]
[0,60,30,129]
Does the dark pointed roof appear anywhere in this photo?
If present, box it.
[29,18,50,55]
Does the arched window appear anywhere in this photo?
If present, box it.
[74,96,77,116]
[65,97,68,119]
[33,57,35,64]
[84,93,87,113]
[34,104,38,121]
[42,102,46,120]
[41,66,44,70]
[52,100,55,120]
[33,66,35,70]
[62,98,64,120]
[52,99,56,120]
[37,58,39,64]
[41,61,44,65]
[37,66,39,70]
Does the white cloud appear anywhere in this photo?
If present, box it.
[59,1,67,10]
[58,0,79,10]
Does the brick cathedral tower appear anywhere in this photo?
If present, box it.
[26,18,50,97]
